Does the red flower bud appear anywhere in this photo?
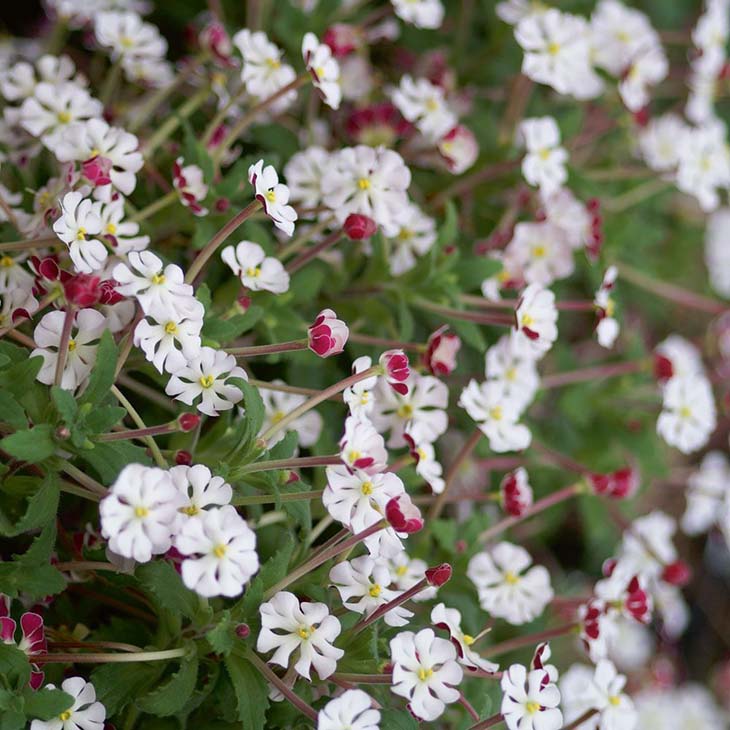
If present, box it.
[653,353,674,382]
[64,274,102,306]
[308,308,349,357]
[343,213,377,240]
[425,563,452,587]
[385,494,424,534]
[662,560,692,587]
[379,349,410,395]
[235,623,251,638]
[423,326,461,376]
[178,413,201,432]
[500,467,534,516]
[99,279,124,304]
[588,467,638,499]
[214,197,230,213]
[82,155,113,187]
[175,450,193,466]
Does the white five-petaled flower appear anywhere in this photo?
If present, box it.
[339,415,389,475]
[317,689,380,730]
[248,159,298,236]
[175,505,259,598]
[467,542,553,625]
[513,283,559,359]
[656,374,717,454]
[389,628,463,722]
[169,463,233,528]
[99,197,150,254]
[100,464,182,563]
[94,11,168,63]
[260,383,323,448]
[431,603,499,674]
[617,511,678,581]
[173,157,209,217]
[390,75,456,143]
[459,380,532,452]
[343,356,379,418]
[505,221,574,286]
[302,33,341,110]
[389,551,437,602]
[31,308,106,392]
[257,590,344,679]
[330,555,413,627]
[165,346,247,417]
[500,662,563,730]
[381,201,437,276]
[0,54,81,103]
[484,334,540,416]
[407,433,445,495]
[283,146,332,209]
[221,240,290,294]
[391,0,444,29]
[518,117,568,195]
[53,191,107,274]
[681,451,730,536]
[30,676,106,730]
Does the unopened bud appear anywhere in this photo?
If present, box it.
[425,563,452,587]
[178,413,201,432]
[175,450,193,466]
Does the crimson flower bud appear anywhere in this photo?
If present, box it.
[214,197,230,213]
[235,623,251,638]
[99,279,124,305]
[653,353,674,382]
[343,213,377,240]
[237,295,252,312]
[625,576,651,623]
[500,467,534,517]
[385,494,424,534]
[199,21,235,66]
[175,450,193,466]
[423,326,461,376]
[308,308,349,357]
[82,155,113,187]
[178,413,201,432]
[662,560,692,587]
[588,467,638,499]
[64,274,102,306]
[633,106,650,127]
[379,349,410,395]
[425,563,452,587]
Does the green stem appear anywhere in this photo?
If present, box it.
[60,461,108,496]
[231,489,324,506]
[239,454,340,474]
[60,481,101,502]
[226,340,307,357]
[0,236,59,253]
[111,385,168,468]
[129,190,178,223]
[100,60,123,107]
[279,215,336,259]
[34,647,188,664]
[144,86,211,156]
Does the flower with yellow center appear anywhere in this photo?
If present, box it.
[360,480,373,496]
[547,41,561,55]
[462,634,475,646]
[504,570,520,585]
[67,339,77,352]
[76,227,87,241]
[199,374,215,389]
[59,710,73,721]
[679,405,693,419]
[297,625,314,640]
[134,506,149,518]
[265,57,281,70]
[417,667,434,681]
[531,243,547,258]
[106,222,117,235]
[57,110,72,124]
[0,255,14,268]
[265,189,277,203]
[521,313,534,327]
[525,700,541,715]
[357,177,371,190]
[396,403,414,419]
[164,321,178,335]
[152,272,166,285]
[246,266,261,278]
[489,406,503,421]
[368,583,382,598]
[213,544,227,558]
[608,695,621,706]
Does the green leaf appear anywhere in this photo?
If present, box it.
[0,474,59,537]
[136,561,203,621]
[435,200,458,250]
[380,709,419,730]
[0,424,56,463]
[453,256,503,291]
[203,307,264,342]
[1,356,43,400]
[84,406,127,434]
[0,392,26,429]
[78,440,151,483]
[17,521,57,564]
[79,330,118,406]
[91,662,164,716]
[206,610,236,656]
[223,654,269,730]
[22,687,74,720]
[0,645,30,689]
[51,386,78,424]
[137,650,199,717]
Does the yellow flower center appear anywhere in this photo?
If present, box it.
[498,269,511,283]
[396,403,414,419]
[0,255,14,267]
[417,668,433,681]
[417,447,427,461]
[57,110,72,124]
[246,266,261,278]
[152,273,166,285]
[547,41,561,55]
[348,449,361,463]
[271,410,286,424]
[605,298,615,318]
[315,66,326,79]
[505,366,517,382]
[361,480,373,496]
[59,710,72,721]
[679,405,692,419]
[182,504,199,516]
[357,177,371,190]
[521,313,534,327]
[462,634,475,646]
[106,222,117,235]
[425,97,439,112]
[164,321,178,335]
[395,565,408,577]
[489,406,503,421]
[359,391,370,405]
[504,570,520,585]
[369,583,382,598]
[531,244,547,258]
[89,147,100,157]
[608,695,621,707]
[199,374,215,389]
[397,227,414,241]
[134,506,149,518]
[213,544,227,558]
[76,227,87,241]
[526,701,541,715]
[67,339,77,351]
[297,626,313,640]
[265,57,281,69]
[265,189,277,203]
[120,36,135,48]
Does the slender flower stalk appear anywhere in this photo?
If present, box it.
[34,647,189,664]
[185,199,262,284]
[414,298,514,326]
[60,480,102,502]
[0,236,59,253]
[259,365,381,444]
[47,640,142,652]
[541,359,647,389]
[238,454,340,474]
[60,461,108,496]
[477,482,585,543]
[348,332,425,352]
[96,419,187,442]
[0,192,21,232]
[248,378,322,399]
[285,228,343,274]
[469,712,504,730]
[460,294,515,310]
[53,561,123,573]
[279,215,336,259]
[226,339,308,357]
[129,189,178,223]
[114,309,144,378]
[331,673,393,685]
[144,85,212,155]
[110,385,168,468]
[482,622,579,658]
[231,489,324,506]
[562,709,599,730]
[53,306,75,388]
[459,694,480,722]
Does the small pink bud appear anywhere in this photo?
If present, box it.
[385,494,424,534]
[178,413,201,432]
[500,467,534,516]
[175,450,193,466]
[653,354,674,382]
[308,308,349,357]
[588,467,638,499]
[633,106,650,127]
[235,623,251,638]
[214,197,230,213]
[423,326,461,376]
[55,426,71,441]
[237,295,252,312]
[343,213,377,240]
[625,576,652,622]
[82,155,113,187]
[662,560,692,587]
[379,349,410,395]
[64,275,101,306]
[455,539,467,554]
[425,563,452,587]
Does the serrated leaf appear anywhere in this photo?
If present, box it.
[79,330,118,406]
[84,406,126,434]
[0,392,26,429]
[78,440,151,483]
[91,662,164,715]
[380,709,419,730]
[0,424,56,463]
[223,654,269,730]
[2,356,43,400]
[137,649,199,716]
[0,644,30,689]
[0,474,59,537]
[207,610,236,656]
[51,386,78,424]
[136,561,203,621]
[22,687,74,720]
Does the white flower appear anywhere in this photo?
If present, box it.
[518,117,568,195]
[30,676,105,730]
[481,250,524,301]
[618,511,677,580]
[173,157,208,217]
[99,198,150,254]
[54,118,143,196]
[676,122,730,212]
[0,251,34,293]
[261,383,323,448]
[284,147,331,209]
[496,0,547,25]
[371,373,448,448]
[656,375,716,454]
[134,302,204,373]
[1,54,80,103]
[329,555,413,627]
[221,240,290,294]
[485,334,540,415]
[389,551,436,602]
[390,75,456,143]
[431,603,499,674]
[31,308,106,392]
[100,464,181,563]
[53,191,107,274]
[322,145,411,230]
[95,11,167,62]
[113,250,197,319]
[513,283,559,359]
[339,415,388,475]
[233,30,297,109]
[176,505,258,598]
[169,463,232,526]
[501,663,562,730]
[165,346,247,417]
[248,159,298,236]
[618,45,668,112]
[682,451,730,535]
[343,356,379,418]
[505,221,574,286]
[122,56,174,88]
[382,201,437,276]
[705,207,730,297]
[389,628,463,721]
[515,10,600,99]
[391,0,444,29]
[257,590,344,679]
[655,334,705,379]
[541,188,591,250]
[467,542,553,625]
[317,689,380,730]
[303,33,341,110]
[594,266,619,349]
[458,380,532,452]
[438,124,479,174]
[409,436,445,495]
[19,81,102,153]
[638,114,687,172]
